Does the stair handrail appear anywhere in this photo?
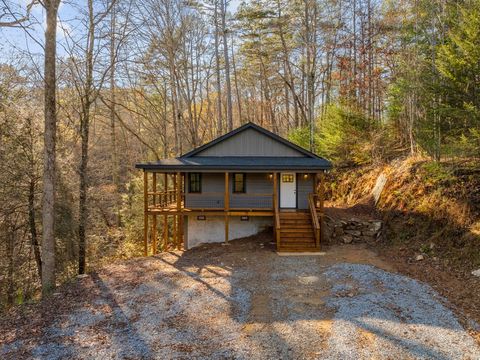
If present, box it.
[273,194,281,249]
[308,193,321,249]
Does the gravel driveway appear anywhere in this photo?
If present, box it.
[1,237,479,359]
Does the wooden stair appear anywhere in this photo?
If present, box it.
[277,211,320,252]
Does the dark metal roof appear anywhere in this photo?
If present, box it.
[136,156,332,171]
[136,122,332,171]
[181,122,322,159]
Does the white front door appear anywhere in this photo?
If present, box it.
[280,172,296,208]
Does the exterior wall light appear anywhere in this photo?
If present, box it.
[197,215,206,220]
[240,216,249,221]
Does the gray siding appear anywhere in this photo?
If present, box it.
[185,173,274,209]
[185,173,224,208]
[297,174,314,210]
[196,128,304,157]
[230,173,273,208]
[185,172,313,210]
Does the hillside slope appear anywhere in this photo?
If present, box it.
[327,156,480,335]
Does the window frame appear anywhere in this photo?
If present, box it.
[232,173,246,193]
[188,173,202,193]
[281,173,294,183]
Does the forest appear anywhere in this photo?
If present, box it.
[0,0,479,308]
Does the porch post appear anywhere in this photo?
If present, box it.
[176,172,182,248]
[143,170,148,256]
[164,173,168,207]
[319,172,325,243]
[273,172,280,249]
[163,173,168,250]
[224,172,229,243]
[152,172,157,207]
[273,172,278,210]
[152,172,157,254]
[177,173,183,250]
[152,214,157,254]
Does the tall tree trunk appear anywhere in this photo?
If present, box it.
[169,66,180,155]
[78,110,90,274]
[214,0,223,135]
[25,116,42,280]
[220,0,233,131]
[109,0,121,226]
[367,0,373,119]
[284,60,290,128]
[7,228,14,305]
[230,33,242,124]
[304,0,316,151]
[352,0,357,103]
[78,0,95,274]
[29,176,41,280]
[42,0,60,295]
[162,80,169,157]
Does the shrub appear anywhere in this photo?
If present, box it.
[289,104,385,166]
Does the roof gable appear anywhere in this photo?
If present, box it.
[182,123,318,158]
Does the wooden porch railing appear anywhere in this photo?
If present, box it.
[274,197,281,249]
[148,189,180,208]
[308,193,321,249]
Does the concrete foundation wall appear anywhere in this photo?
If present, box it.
[185,215,273,249]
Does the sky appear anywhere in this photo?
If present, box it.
[0,0,76,62]
[0,0,241,63]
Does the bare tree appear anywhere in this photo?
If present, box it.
[220,0,233,131]
[42,0,61,294]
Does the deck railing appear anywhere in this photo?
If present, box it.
[147,190,280,213]
[308,193,321,249]
[274,194,281,249]
[148,189,181,208]
[152,192,275,211]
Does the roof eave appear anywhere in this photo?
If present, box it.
[135,163,332,171]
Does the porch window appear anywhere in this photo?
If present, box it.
[233,173,246,193]
[188,173,202,193]
[282,173,294,183]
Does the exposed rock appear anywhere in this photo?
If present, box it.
[361,235,375,243]
[372,172,388,205]
[334,225,344,237]
[416,254,425,261]
[326,216,383,244]
[369,220,382,232]
[345,230,361,237]
[342,235,353,244]
[472,269,480,278]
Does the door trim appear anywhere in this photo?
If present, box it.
[279,172,297,209]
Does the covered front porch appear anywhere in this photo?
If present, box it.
[141,171,326,255]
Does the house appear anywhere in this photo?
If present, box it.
[135,122,332,253]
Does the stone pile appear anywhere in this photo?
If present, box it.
[324,216,382,244]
